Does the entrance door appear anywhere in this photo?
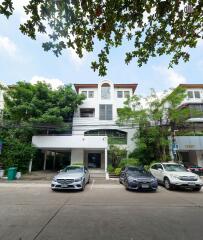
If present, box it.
[88,153,101,168]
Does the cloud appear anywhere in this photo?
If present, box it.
[12,0,30,23]
[30,76,64,90]
[152,65,186,87]
[0,36,17,56]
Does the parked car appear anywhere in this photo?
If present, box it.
[187,165,203,176]
[150,162,203,191]
[119,166,158,191]
[51,165,90,191]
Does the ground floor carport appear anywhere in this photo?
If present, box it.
[31,135,108,172]
[174,136,203,167]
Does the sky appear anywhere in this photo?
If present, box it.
[0,1,203,96]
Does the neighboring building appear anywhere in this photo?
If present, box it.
[172,84,203,167]
[32,80,137,172]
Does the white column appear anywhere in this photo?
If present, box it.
[104,148,107,172]
[28,159,33,173]
[43,151,47,171]
[53,152,56,170]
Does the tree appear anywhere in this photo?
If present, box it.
[118,87,191,164]
[0,1,202,76]
[0,81,84,172]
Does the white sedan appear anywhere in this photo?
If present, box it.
[150,162,203,191]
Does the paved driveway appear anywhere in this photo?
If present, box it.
[0,180,203,240]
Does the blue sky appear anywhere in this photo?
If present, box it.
[0,1,203,96]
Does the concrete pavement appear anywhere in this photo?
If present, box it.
[0,180,203,240]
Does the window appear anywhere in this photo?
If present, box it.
[188,91,193,99]
[80,108,95,117]
[81,91,87,97]
[99,104,112,120]
[101,83,110,99]
[194,91,200,99]
[117,91,123,98]
[124,91,130,98]
[88,91,94,98]
[156,164,163,170]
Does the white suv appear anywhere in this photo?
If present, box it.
[150,162,203,191]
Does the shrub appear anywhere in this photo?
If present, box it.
[119,158,140,168]
[114,168,122,176]
[107,164,114,173]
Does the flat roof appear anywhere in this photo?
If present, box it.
[74,83,138,93]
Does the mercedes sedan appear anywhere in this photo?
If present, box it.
[51,165,90,191]
[120,166,158,191]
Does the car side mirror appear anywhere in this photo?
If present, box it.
[158,168,163,171]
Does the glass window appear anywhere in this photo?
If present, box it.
[117,91,123,98]
[156,164,163,170]
[99,104,112,120]
[81,91,87,97]
[163,164,187,172]
[124,91,130,98]
[188,91,193,99]
[88,91,94,98]
[101,83,110,99]
[194,91,200,99]
[80,108,95,117]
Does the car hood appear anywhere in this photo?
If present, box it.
[54,172,84,180]
[167,171,198,178]
[128,174,155,181]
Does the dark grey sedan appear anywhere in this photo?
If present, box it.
[120,166,158,191]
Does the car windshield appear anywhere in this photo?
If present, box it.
[163,164,187,172]
[64,166,83,173]
[127,167,151,176]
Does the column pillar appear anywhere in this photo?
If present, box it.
[53,152,56,170]
[104,148,107,172]
[28,158,33,173]
[43,151,47,171]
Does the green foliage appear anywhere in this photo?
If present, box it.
[3,81,84,129]
[107,164,114,173]
[108,145,127,168]
[0,133,36,173]
[119,158,140,168]
[1,1,202,76]
[0,81,84,173]
[114,168,122,176]
[118,87,189,165]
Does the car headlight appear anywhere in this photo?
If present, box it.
[52,177,57,182]
[169,175,179,180]
[75,177,82,182]
[127,176,135,182]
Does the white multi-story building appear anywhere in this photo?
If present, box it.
[172,84,203,167]
[32,80,137,172]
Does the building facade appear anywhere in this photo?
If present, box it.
[173,84,203,167]
[32,80,137,172]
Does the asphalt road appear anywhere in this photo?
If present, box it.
[0,180,203,240]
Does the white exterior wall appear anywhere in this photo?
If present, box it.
[196,151,203,167]
[71,149,84,164]
[182,88,203,105]
[72,80,137,153]
[0,90,4,111]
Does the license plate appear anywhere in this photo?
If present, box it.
[188,183,195,186]
[142,184,149,188]
[61,184,68,188]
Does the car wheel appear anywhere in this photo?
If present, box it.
[193,187,201,192]
[164,178,172,190]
